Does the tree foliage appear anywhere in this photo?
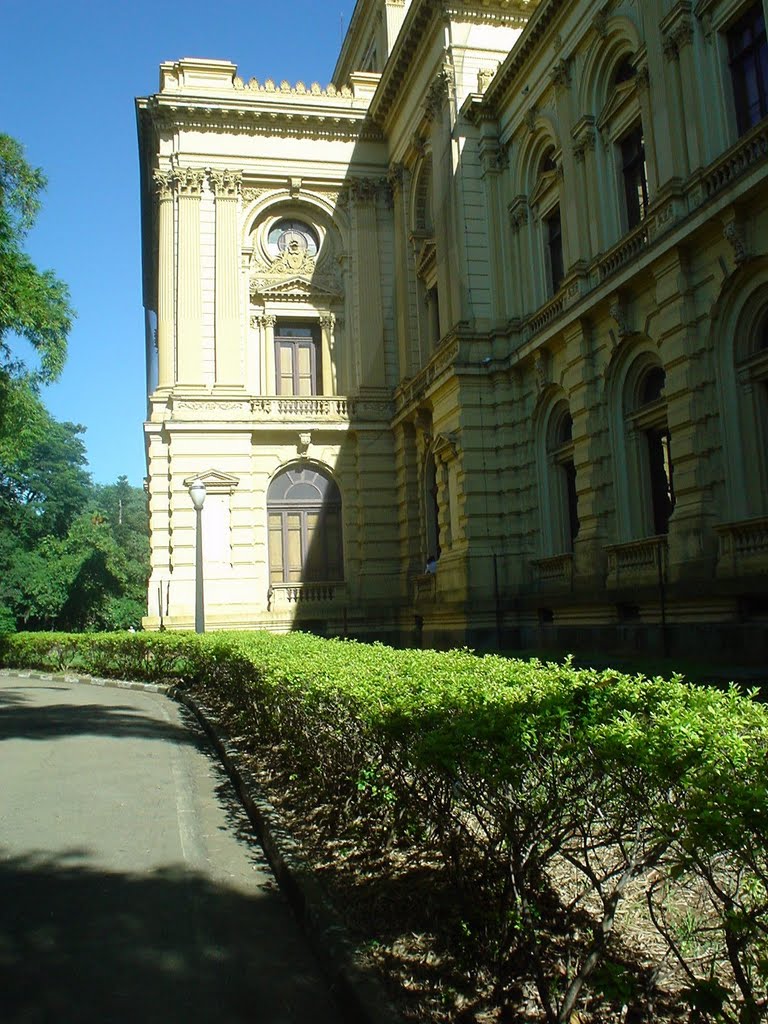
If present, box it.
[0,134,74,384]
[0,401,149,631]
[0,136,146,631]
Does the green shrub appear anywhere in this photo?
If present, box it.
[1,630,765,1022]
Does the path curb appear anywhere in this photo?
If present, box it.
[1,668,403,1024]
[0,668,170,694]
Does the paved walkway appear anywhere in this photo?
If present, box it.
[0,673,342,1023]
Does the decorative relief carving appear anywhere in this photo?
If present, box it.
[424,66,454,121]
[723,219,748,265]
[297,431,312,458]
[174,167,206,196]
[319,313,337,332]
[508,195,529,233]
[208,169,242,198]
[289,176,302,198]
[241,187,268,204]
[609,298,632,338]
[477,66,497,93]
[524,107,538,133]
[387,162,405,193]
[153,170,173,200]
[550,58,571,90]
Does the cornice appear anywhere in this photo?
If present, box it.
[478,0,565,119]
[143,95,383,142]
[369,0,536,130]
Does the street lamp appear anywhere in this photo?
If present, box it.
[188,478,206,634]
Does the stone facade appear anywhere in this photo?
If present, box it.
[137,0,768,661]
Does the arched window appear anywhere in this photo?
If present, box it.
[266,219,319,258]
[411,156,440,355]
[595,52,649,236]
[628,363,675,535]
[526,142,564,299]
[267,466,343,584]
[544,401,579,552]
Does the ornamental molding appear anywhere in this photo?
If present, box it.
[232,78,353,98]
[433,432,459,462]
[550,57,571,90]
[174,167,206,196]
[153,169,174,200]
[347,176,390,205]
[508,194,529,232]
[424,65,454,121]
[387,162,405,193]
[182,468,240,493]
[723,216,749,265]
[209,168,242,197]
[608,296,633,339]
[147,100,382,143]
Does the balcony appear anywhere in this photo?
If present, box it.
[267,582,347,611]
[605,535,668,589]
[530,552,573,590]
[166,394,392,425]
[715,517,768,577]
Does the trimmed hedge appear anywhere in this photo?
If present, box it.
[2,630,766,1023]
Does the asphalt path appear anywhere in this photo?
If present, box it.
[0,673,342,1023]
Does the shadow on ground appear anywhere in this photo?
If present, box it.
[0,849,340,1024]
[0,689,200,746]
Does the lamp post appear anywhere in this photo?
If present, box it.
[188,479,206,634]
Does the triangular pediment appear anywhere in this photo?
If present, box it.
[250,275,343,301]
[183,469,240,493]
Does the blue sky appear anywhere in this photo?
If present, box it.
[3,0,358,485]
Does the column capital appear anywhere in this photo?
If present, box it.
[209,168,242,198]
[153,169,174,200]
[174,167,206,197]
[319,313,337,331]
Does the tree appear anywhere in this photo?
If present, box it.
[0,133,74,451]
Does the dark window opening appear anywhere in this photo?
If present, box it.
[621,125,649,228]
[728,5,768,135]
[427,286,441,349]
[546,207,564,294]
[563,459,580,545]
[614,59,637,85]
[647,426,675,534]
[640,365,666,404]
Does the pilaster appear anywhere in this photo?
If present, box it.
[210,169,243,387]
[350,179,386,390]
[153,170,175,389]
[175,168,205,386]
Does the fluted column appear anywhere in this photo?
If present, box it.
[210,169,242,386]
[153,170,175,389]
[319,314,336,395]
[262,314,276,394]
[175,168,205,386]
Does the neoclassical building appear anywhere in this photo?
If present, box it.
[137,0,768,660]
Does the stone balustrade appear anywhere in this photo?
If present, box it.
[605,535,668,588]
[715,517,768,576]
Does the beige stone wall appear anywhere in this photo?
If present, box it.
[138,0,768,657]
